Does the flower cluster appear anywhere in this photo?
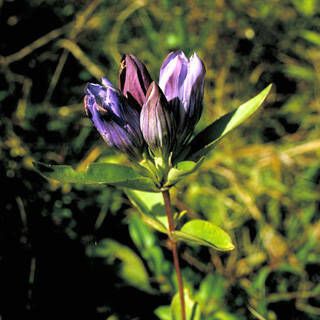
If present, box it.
[84,51,206,176]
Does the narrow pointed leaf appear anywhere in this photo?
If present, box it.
[174,219,234,251]
[188,84,272,160]
[124,189,168,233]
[34,162,158,192]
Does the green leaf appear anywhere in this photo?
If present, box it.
[300,30,320,46]
[187,84,272,160]
[154,306,171,320]
[285,65,315,82]
[166,159,204,187]
[292,0,317,16]
[128,213,168,277]
[174,219,234,251]
[196,274,226,306]
[211,311,242,320]
[125,189,168,234]
[86,239,153,292]
[34,161,159,192]
[171,289,201,320]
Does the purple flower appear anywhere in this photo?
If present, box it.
[84,79,144,160]
[84,51,205,164]
[119,54,152,109]
[140,82,175,158]
[159,51,205,144]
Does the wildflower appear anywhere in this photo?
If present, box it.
[119,54,152,109]
[159,51,205,146]
[84,51,205,169]
[84,79,144,160]
[140,82,175,159]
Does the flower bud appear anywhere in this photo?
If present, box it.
[84,80,144,160]
[119,54,152,109]
[140,82,175,159]
[159,51,205,144]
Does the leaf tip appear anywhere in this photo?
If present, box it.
[33,161,54,173]
[225,242,235,251]
[262,83,273,98]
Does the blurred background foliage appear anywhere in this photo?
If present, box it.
[0,0,320,319]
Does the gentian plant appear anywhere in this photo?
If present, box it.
[36,51,271,320]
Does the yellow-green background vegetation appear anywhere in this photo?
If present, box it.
[1,0,319,319]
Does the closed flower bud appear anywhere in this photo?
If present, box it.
[84,80,144,160]
[159,51,205,145]
[140,82,175,159]
[119,54,152,109]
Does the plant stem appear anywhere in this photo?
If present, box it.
[162,190,186,320]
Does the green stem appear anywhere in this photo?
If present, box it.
[162,190,186,320]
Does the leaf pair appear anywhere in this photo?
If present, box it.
[125,190,234,252]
